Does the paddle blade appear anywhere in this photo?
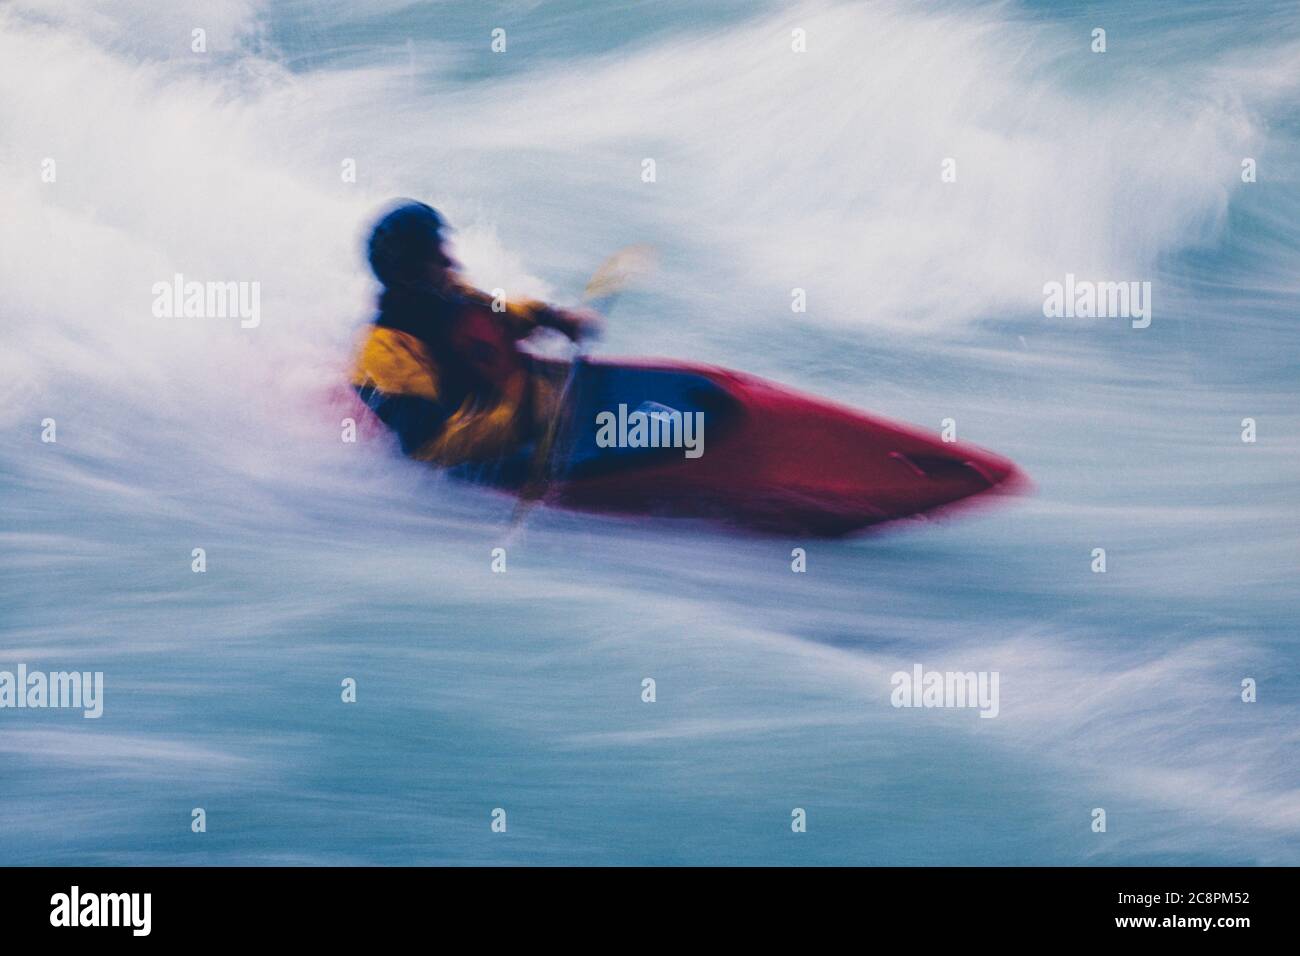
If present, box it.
[583,244,658,304]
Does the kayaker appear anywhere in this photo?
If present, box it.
[350,200,600,466]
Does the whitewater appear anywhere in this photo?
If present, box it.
[1,0,1298,864]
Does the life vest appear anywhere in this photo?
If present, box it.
[352,284,539,465]
[446,299,529,396]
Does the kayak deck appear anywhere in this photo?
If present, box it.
[450,357,1026,536]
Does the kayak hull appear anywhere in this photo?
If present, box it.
[494,357,1027,536]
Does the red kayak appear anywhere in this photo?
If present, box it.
[451,356,1027,536]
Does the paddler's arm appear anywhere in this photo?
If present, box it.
[460,285,601,342]
[530,303,602,342]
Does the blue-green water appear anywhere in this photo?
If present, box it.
[1,0,1297,865]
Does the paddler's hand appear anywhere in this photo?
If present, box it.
[550,307,603,343]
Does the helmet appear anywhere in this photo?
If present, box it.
[367,200,448,286]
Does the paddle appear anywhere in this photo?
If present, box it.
[510,244,657,527]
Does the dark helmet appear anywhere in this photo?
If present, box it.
[367,200,448,286]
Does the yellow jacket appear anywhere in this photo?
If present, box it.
[350,284,553,466]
